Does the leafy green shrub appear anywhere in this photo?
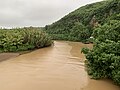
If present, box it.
[0,28,52,52]
[82,20,120,85]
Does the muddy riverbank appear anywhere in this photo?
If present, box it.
[0,41,119,90]
[0,53,19,62]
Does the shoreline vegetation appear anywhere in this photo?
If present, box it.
[0,27,53,52]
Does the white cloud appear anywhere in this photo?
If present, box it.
[0,0,103,28]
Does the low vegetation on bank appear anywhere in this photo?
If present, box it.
[0,27,52,52]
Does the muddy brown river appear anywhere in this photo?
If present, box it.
[0,41,119,90]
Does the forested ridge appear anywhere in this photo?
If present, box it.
[45,0,120,42]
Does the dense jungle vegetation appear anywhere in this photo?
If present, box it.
[44,0,120,85]
[45,0,120,43]
[82,19,120,85]
[0,27,52,52]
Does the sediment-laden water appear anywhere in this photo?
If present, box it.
[0,41,119,90]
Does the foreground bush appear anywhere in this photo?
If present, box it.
[0,28,52,52]
[82,20,120,85]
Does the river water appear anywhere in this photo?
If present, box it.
[0,41,119,90]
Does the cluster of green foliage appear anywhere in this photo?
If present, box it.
[48,22,91,42]
[45,0,120,42]
[0,27,52,52]
[82,20,120,85]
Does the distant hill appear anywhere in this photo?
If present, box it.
[45,0,120,42]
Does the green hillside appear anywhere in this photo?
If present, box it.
[45,0,120,42]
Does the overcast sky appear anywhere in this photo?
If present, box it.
[0,0,103,28]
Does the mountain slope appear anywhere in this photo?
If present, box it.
[45,0,120,42]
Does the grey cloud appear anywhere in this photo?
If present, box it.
[0,0,103,28]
